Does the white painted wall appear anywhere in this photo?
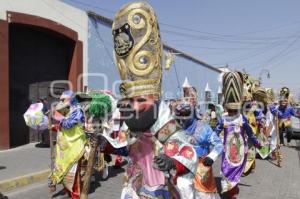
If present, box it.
[0,0,88,86]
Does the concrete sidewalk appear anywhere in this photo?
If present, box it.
[0,143,51,193]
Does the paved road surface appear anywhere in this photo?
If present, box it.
[5,140,300,199]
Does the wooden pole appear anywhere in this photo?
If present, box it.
[80,123,101,199]
[275,113,283,167]
[48,110,56,192]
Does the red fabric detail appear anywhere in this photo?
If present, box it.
[64,188,71,197]
[115,155,123,167]
[173,160,189,185]
[101,142,115,153]
[70,167,80,199]
[51,124,60,132]
[112,130,119,138]
[228,185,239,198]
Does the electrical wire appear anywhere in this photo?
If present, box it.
[68,0,300,43]
[43,0,115,66]
[90,17,115,64]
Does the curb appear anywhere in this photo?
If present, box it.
[0,169,50,193]
[0,143,39,153]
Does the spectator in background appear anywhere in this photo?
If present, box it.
[38,97,50,147]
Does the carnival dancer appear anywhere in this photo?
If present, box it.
[241,81,256,175]
[175,83,223,199]
[241,75,265,175]
[49,90,87,199]
[215,72,261,199]
[252,87,275,160]
[97,2,198,198]
[269,87,300,146]
[265,88,278,160]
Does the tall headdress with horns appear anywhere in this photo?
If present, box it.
[222,72,244,110]
[112,2,162,99]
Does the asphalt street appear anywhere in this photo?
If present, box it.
[5,140,300,199]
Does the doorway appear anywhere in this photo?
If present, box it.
[9,23,75,147]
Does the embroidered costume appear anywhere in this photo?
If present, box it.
[49,90,87,199]
[99,3,198,198]
[216,72,260,199]
[175,81,223,199]
[269,87,298,146]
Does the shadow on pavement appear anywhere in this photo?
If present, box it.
[89,165,125,194]
[35,143,50,148]
[266,159,281,168]
[215,177,230,199]
[0,193,9,199]
[288,140,300,151]
[52,188,68,198]
[238,183,251,187]
[0,166,6,170]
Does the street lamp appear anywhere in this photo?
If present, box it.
[258,69,271,86]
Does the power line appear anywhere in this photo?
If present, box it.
[90,17,115,64]
[265,31,300,65]
[211,41,284,66]
[68,0,300,43]
[43,0,115,66]
[160,22,300,41]
[170,43,280,51]
[68,0,115,14]
[246,30,300,72]
[59,0,300,77]
[161,29,284,45]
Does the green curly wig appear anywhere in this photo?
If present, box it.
[88,92,112,118]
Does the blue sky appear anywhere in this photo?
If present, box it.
[62,0,300,98]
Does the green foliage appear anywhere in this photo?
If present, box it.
[88,92,112,118]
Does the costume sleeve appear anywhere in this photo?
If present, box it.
[215,120,224,136]
[101,141,129,156]
[243,116,260,146]
[254,108,264,121]
[206,124,224,161]
[164,130,198,174]
[60,108,84,129]
[269,104,286,118]
[289,106,295,116]
[269,104,278,115]
[174,159,189,176]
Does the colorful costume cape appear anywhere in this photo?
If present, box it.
[184,118,223,194]
[216,114,259,193]
[50,107,86,190]
[104,102,198,199]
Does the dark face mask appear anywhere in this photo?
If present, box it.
[122,101,159,133]
[175,102,195,128]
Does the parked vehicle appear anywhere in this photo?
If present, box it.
[291,106,300,138]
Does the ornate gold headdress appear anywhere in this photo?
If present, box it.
[266,88,275,103]
[112,2,162,98]
[222,72,244,110]
[253,87,268,104]
[242,73,253,101]
[279,87,290,101]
